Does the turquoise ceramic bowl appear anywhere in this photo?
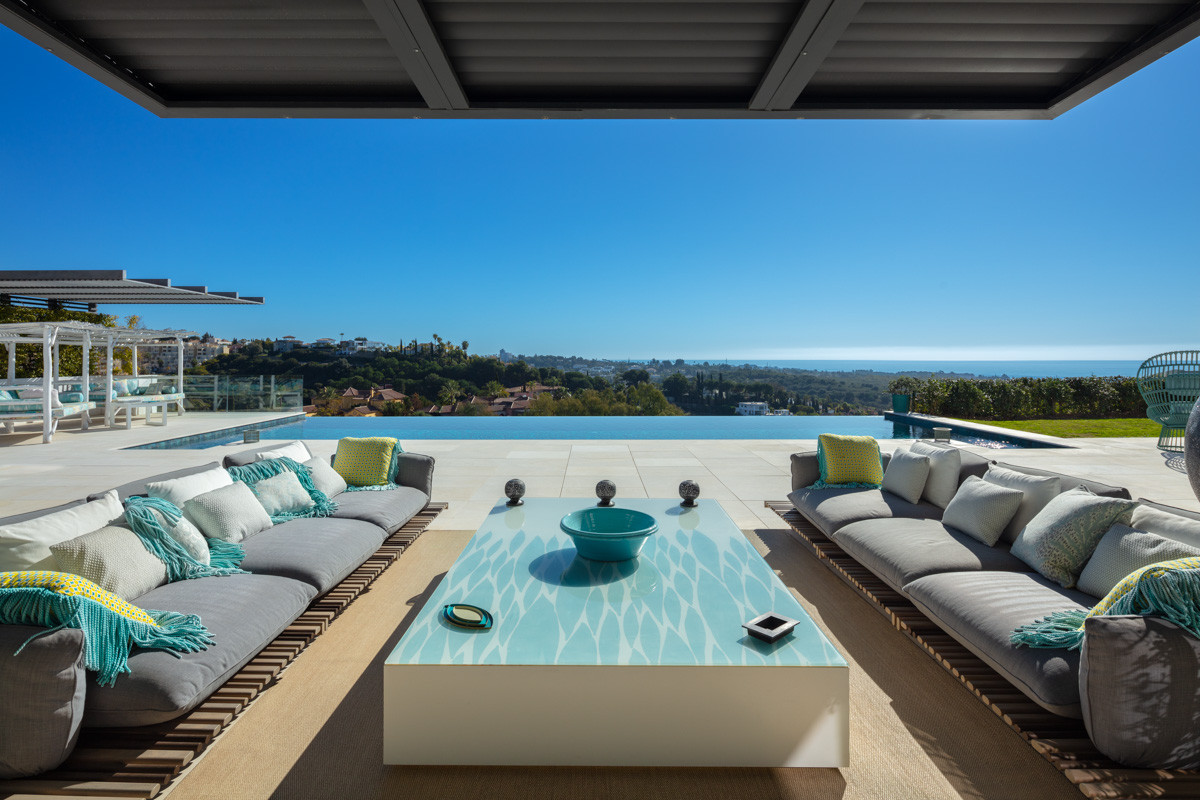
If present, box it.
[559,508,659,561]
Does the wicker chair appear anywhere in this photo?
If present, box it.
[1136,351,1200,452]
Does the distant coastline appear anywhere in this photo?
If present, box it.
[679,360,1140,379]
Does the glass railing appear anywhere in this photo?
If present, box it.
[181,375,304,412]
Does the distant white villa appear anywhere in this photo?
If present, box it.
[735,401,792,417]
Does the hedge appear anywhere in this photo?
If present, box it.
[904,376,1144,420]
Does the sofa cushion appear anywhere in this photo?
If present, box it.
[816,434,883,486]
[982,465,1061,545]
[1077,524,1200,598]
[330,487,428,534]
[83,574,317,727]
[50,523,168,601]
[0,490,125,572]
[0,625,85,778]
[182,482,273,543]
[1131,501,1200,548]
[880,448,930,505]
[1011,487,1137,588]
[910,441,961,509]
[222,441,310,469]
[239,517,387,594]
[788,486,943,537]
[102,462,223,503]
[305,457,347,499]
[834,517,1032,593]
[146,467,233,508]
[252,471,314,517]
[904,570,1093,716]
[253,441,312,464]
[942,476,1024,547]
[991,461,1131,500]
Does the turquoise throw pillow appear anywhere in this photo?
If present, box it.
[1011,487,1137,588]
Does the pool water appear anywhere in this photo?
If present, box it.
[132,414,1046,449]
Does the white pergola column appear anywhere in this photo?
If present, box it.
[81,331,91,431]
[42,325,56,443]
[3,343,12,434]
[105,335,115,427]
[176,337,185,416]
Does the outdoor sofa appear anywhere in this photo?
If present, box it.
[787,442,1200,769]
[0,440,434,778]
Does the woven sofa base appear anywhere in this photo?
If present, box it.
[765,500,1200,800]
[0,501,446,800]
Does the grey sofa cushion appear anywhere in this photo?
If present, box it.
[1077,524,1200,598]
[1131,501,1200,548]
[222,441,311,468]
[84,574,317,727]
[910,441,962,509]
[788,485,943,537]
[1010,488,1137,588]
[991,461,1132,500]
[834,518,1032,593]
[0,626,86,778]
[1080,615,1200,769]
[99,462,223,502]
[982,465,1061,545]
[330,487,429,534]
[239,517,387,594]
[941,476,1024,546]
[50,523,168,601]
[880,448,930,505]
[905,570,1094,717]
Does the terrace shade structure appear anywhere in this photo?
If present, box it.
[0,270,264,311]
[0,321,193,443]
[1,0,1199,121]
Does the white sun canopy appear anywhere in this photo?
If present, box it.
[0,321,195,442]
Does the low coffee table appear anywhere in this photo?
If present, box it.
[383,498,848,767]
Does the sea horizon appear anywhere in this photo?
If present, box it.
[679,359,1141,379]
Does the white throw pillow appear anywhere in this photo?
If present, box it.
[981,465,1061,544]
[880,448,930,505]
[304,457,347,499]
[909,441,962,510]
[254,441,312,464]
[942,476,1025,546]
[147,467,234,508]
[183,482,272,543]
[145,507,210,565]
[0,490,124,572]
[50,523,168,600]
[253,471,314,516]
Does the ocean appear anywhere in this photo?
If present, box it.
[682,360,1141,379]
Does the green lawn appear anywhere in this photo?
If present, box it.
[964,418,1160,438]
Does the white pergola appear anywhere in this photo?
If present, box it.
[0,321,194,443]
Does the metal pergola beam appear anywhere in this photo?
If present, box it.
[360,0,467,110]
[751,0,868,111]
[0,270,264,305]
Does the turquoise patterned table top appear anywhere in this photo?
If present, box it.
[387,498,846,669]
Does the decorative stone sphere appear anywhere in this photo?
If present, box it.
[504,478,526,506]
[679,479,700,507]
[595,479,617,507]
[1187,398,1200,504]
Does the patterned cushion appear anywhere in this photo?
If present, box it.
[253,471,314,517]
[982,465,1061,544]
[333,437,399,487]
[0,571,157,626]
[182,482,272,543]
[0,490,125,572]
[1011,487,1138,588]
[49,524,167,601]
[815,434,883,487]
[880,448,930,504]
[304,457,347,499]
[909,441,962,509]
[942,476,1025,546]
[1077,524,1200,598]
[146,467,234,508]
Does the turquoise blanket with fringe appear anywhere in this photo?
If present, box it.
[1012,557,1200,650]
[343,437,406,493]
[125,496,247,580]
[226,456,338,522]
[0,585,213,686]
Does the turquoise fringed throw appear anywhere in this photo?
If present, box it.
[343,438,406,493]
[226,457,338,522]
[124,496,247,579]
[0,571,213,687]
[1011,556,1200,650]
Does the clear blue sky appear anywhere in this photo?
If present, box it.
[1,25,1197,362]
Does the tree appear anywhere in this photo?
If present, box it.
[622,368,651,387]
[662,372,690,401]
[483,380,508,398]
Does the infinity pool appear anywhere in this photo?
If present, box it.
[132,414,1048,449]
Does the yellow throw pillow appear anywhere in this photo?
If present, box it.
[0,570,157,626]
[817,434,884,487]
[332,437,397,487]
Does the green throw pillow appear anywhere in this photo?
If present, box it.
[1011,487,1137,588]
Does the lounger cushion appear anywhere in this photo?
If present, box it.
[833,518,1032,593]
[330,487,428,534]
[83,574,317,727]
[788,486,942,537]
[0,625,86,778]
[238,517,387,593]
[904,570,1092,716]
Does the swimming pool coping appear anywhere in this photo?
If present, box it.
[124,412,307,450]
[882,412,1070,449]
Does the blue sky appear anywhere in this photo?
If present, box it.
[1,25,1197,362]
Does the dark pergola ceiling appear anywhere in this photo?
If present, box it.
[0,270,264,310]
[2,0,1199,120]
